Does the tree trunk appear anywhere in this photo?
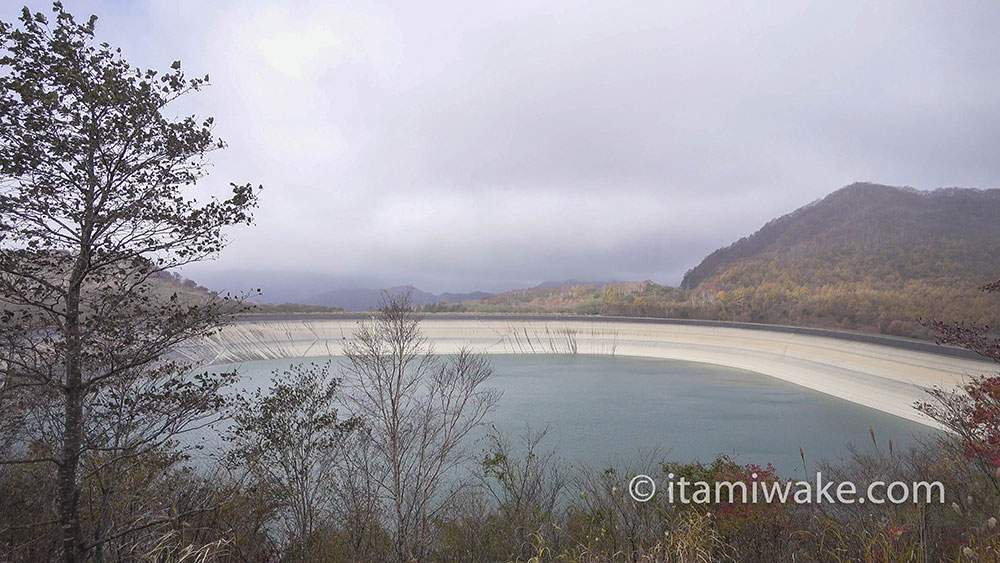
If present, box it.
[59,249,89,563]
[58,384,83,563]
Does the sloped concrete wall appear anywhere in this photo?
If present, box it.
[176,318,993,426]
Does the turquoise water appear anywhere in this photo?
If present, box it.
[214,354,936,478]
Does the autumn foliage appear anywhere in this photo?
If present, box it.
[918,278,1000,472]
[423,185,1000,340]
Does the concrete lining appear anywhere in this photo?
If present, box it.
[176,316,996,427]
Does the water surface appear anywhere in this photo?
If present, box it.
[220,353,936,477]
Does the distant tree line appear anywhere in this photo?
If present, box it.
[419,268,1000,340]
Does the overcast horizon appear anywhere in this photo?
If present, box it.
[53,1,1000,298]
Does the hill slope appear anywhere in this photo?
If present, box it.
[429,183,1000,338]
[150,272,345,314]
[680,183,1000,335]
[420,280,685,315]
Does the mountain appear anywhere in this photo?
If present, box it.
[430,183,1000,338]
[682,183,1000,290]
[305,285,490,311]
[679,183,1000,334]
[180,270,387,305]
[174,182,1000,337]
[150,272,345,314]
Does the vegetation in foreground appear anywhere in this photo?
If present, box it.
[3,3,1000,561]
[3,286,1000,562]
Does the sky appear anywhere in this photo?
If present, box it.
[28,1,1000,298]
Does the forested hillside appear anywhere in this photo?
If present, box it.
[681,183,1000,336]
[421,280,684,315]
[428,184,1000,338]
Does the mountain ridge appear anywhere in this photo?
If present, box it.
[417,183,1000,338]
[177,182,1000,338]
[681,183,1000,290]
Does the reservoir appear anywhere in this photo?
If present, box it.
[215,353,936,477]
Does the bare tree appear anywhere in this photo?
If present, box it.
[330,426,392,560]
[225,362,359,557]
[0,4,258,561]
[479,425,566,559]
[341,291,501,562]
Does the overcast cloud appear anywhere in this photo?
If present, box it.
[42,1,1000,296]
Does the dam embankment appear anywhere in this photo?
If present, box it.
[175,315,994,427]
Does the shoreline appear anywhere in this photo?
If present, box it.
[177,317,995,428]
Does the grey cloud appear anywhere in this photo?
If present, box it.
[54,0,1000,294]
